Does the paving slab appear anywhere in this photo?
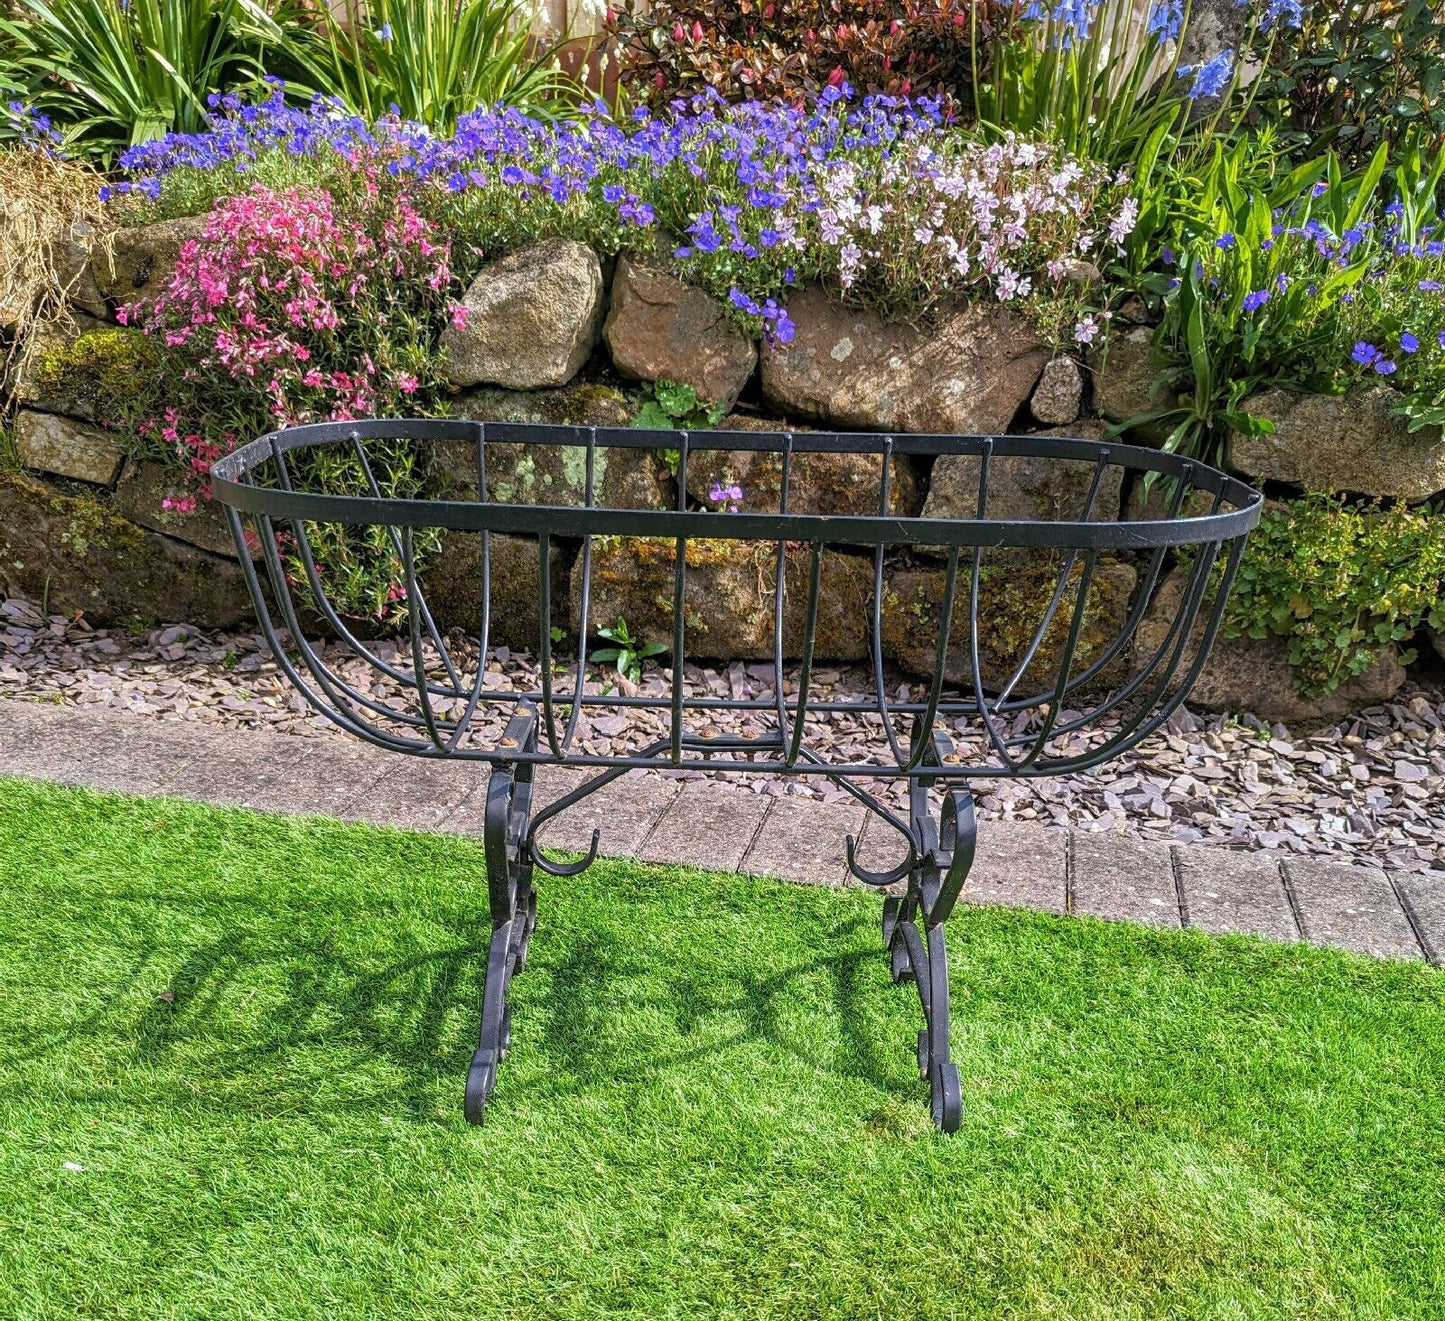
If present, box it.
[1392,873,1445,966]
[4,697,1443,965]
[1284,860,1423,961]
[505,766,678,858]
[348,755,490,834]
[742,795,863,887]
[1070,833,1180,928]
[639,778,771,872]
[1175,846,1297,943]
[0,699,194,795]
[963,821,1067,916]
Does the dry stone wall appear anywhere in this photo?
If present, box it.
[7,224,1445,720]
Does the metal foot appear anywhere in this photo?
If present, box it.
[880,774,975,1133]
[466,706,538,1126]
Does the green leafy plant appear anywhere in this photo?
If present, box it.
[273,0,574,129]
[589,616,666,684]
[0,0,289,162]
[1252,0,1445,164]
[1217,495,1445,696]
[631,379,726,432]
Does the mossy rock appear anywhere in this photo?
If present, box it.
[576,535,872,661]
[19,322,161,426]
[0,468,253,627]
[420,531,572,644]
[686,438,924,517]
[881,555,1138,693]
[437,382,672,511]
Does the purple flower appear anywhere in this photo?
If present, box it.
[1241,289,1270,312]
[1374,358,1397,375]
[1420,280,1443,292]
[1401,332,1419,354]
[1352,341,1382,366]
[1215,232,1236,250]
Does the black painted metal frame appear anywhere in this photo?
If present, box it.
[212,418,1260,1131]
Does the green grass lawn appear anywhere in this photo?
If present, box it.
[0,779,1442,1320]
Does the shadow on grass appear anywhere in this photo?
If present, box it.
[5,890,915,1122]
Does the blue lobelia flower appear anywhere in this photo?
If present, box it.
[1241,289,1270,312]
[1401,333,1420,354]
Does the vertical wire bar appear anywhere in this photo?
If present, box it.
[670,431,690,765]
[1031,462,1214,734]
[867,437,910,767]
[903,545,961,773]
[561,428,597,752]
[772,432,796,749]
[537,534,563,757]
[1048,535,1239,774]
[439,422,490,751]
[268,437,454,707]
[403,524,446,751]
[268,441,412,732]
[970,439,1020,765]
[784,542,824,768]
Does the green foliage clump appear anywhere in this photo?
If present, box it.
[1223,495,1445,697]
[630,380,725,432]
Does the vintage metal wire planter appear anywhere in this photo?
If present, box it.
[211,418,1261,1132]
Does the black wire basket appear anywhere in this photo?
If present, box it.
[212,418,1261,1131]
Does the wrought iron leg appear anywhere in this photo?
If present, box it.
[464,705,539,1125]
[880,780,976,1133]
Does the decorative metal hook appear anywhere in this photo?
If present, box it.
[844,831,918,887]
[527,827,601,877]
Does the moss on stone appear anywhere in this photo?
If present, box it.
[29,327,162,428]
[881,555,1138,691]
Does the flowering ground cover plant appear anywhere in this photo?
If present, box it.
[110,85,1135,340]
[1218,495,1445,696]
[123,175,454,620]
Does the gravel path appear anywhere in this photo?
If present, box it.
[3,592,1442,873]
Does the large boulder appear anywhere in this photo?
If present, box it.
[759,287,1048,435]
[13,409,125,486]
[91,213,206,307]
[1228,386,1445,502]
[435,395,671,512]
[450,379,634,430]
[686,427,924,517]
[51,220,109,319]
[922,423,1122,533]
[441,238,605,390]
[881,557,1138,692]
[577,537,873,661]
[111,460,243,559]
[0,469,254,628]
[603,255,757,409]
[1134,568,1406,723]
[421,532,571,644]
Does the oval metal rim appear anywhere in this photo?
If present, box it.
[210,417,1264,549]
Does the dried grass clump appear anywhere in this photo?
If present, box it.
[0,147,112,375]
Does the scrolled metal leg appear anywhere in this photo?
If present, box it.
[880,780,975,1134]
[465,705,538,1125]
